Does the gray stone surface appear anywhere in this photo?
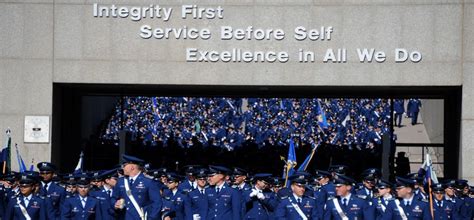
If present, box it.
[0,0,472,178]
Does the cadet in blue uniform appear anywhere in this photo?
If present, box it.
[37,162,66,220]
[4,172,47,220]
[383,177,431,220]
[324,174,374,220]
[444,180,464,219]
[407,99,422,125]
[455,179,474,220]
[314,170,336,211]
[356,168,380,201]
[205,165,242,220]
[179,165,199,194]
[62,174,78,200]
[372,180,395,220]
[111,154,162,220]
[393,99,405,128]
[61,173,102,219]
[274,174,319,220]
[243,173,275,220]
[431,183,459,220]
[89,169,117,220]
[186,168,209,220]
[407,173,428,201]
[231,167,251,191]
[161,172,192,220]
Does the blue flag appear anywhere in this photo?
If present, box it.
[317,100,328,129]
[15,144,27,173]
[297,143,319,172]
[283,139,297,187]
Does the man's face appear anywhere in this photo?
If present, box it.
[255,180,268,190]
[434,192,444,201]
[445,187,455,197]
[291,183,306,197]
[77,185,90,197]
[208,174,224,186]
[378,188,391,197]
[335,184,351,197]
[166,181,179,190]
[363,180,375,189]
[66,185,77,193]
[39,171,53,182]
[91,180,103,187]
[318,177,329,185]
[234,175,246,185]
[105,177,118,187]
[122,163,135,176]
[19,184,34,196]
[196,177,207,188]
[396,186,411,198]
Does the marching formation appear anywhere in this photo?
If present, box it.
[0,154,472,220]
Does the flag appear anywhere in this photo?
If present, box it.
[1,129,11,174]
[74,151,84,174]
[297,143,319,172]
[283,139,297,187]
[423,153,437,220]
[15,144,27,173]
[317,100,328,129]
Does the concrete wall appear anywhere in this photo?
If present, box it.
[0,0,472,180]
[421,99,444,144]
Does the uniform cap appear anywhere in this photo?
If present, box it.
[37,162,57,172]
[121,154,145,166]
[333,174,355,186]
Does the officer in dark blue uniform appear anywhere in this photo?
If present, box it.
[407,173,428,201]
[393,99,405,128]
[179,165,199,194]
[356,168,380,202]
[407,99,422,125]
[61,173,102,219]
[186,168,209,220]
[231,167,251,191]
[111,154,162,220]
[37,162,66,220]
[205,165,241,220]
[62,174,77,199]
[383,177,431,220]
[0,173,20,217]
[444,179,464,219]
[324,174,374,220]
[372,180,395,220]
[431,183,459,220]
[4,172,47,220]
[243,173,275,220]
[90,169,117,220]
[455,179,474,220]
[274,174,320,220]
[314,170,336,209]
[161,172,191,220]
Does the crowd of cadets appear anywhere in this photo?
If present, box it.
[0,154,470,220]
[100,98,419,150]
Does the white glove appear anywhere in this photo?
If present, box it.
[249,189,258,197]
[257,192,265,200]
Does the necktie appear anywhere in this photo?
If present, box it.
[24,197,29,207]
[129,178,134,185]
[107,190,112,197]
[297,198,302,204]
[342,198,347,207]
[405,201,410,206]
[81,198,86,208]
[216,187,220,194]
[437,201,442,208]
[201,189,204,195]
